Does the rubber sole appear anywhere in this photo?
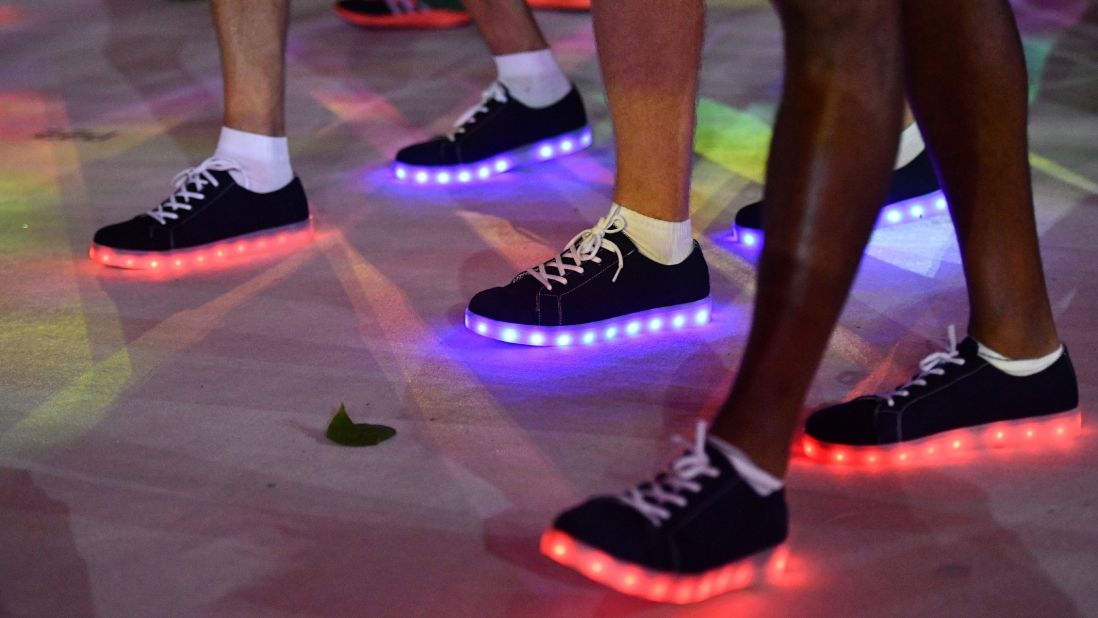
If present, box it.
[801,408,1082,467]
[392,125,592,186]
[333,4,471,29]
[89,218,314,272]
[527,0,591,11]
[730,189,948,249]
[464,297,711,347]
[541,528,788,604]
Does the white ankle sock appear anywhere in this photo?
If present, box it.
[894,122,925,169]
[977,340,1064,377]
[494,49,572,108]
[707,435,784,497]
[615,203,694,266]
[213,126,294,193]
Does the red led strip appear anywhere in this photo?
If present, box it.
[88,220,313,273]
[801,409,1081,467]
[540,529,788,604]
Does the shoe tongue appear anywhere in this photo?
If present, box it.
[603,229,637,253]
[702,440,739,477]
[955,336,980,360]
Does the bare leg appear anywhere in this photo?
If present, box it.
[711,0,904,476]
[902,0,1059,358]
[212,0,289,136]
[590,0,704,222]
[463,0,549,55]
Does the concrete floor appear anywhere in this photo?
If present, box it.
[2,0,1097,616]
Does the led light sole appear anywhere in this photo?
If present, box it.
[464,297,712,347]
[88,219,314,272]
[731,190,949,248]
[333,6,472,30]
[392,126,593,186]
[801,408,1082,467]
[541,529,788,605]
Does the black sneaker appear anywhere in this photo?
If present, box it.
[90,158,312,271]
[802,327,1081,466]
[392,82,591,185]
[541,422,790,604]
[465,207,711,346]
[731,150,945,246]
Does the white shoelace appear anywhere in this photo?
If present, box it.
[619,421,722,528]
[146,157,247,225]
[885,325,967,407]
[526,206,627,291]
[448,82,508,141]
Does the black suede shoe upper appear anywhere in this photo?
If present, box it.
[805,337,1079,446]
[395,84,587,166]
[468,230,709,327]
[93,169,309,252]
[734,149,942,232]
[554,440,788,574]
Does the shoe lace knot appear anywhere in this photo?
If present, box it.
[448,82,508,141]
[526,205,627,291]
[885,325,966,407]
[618,421,721,528]
[147,157,246,225]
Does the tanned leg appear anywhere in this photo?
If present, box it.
[590,0,704,222]
[463,0,549,55]
[901,0,1059,358]
[211,0,289,136]
[710,0,904,476]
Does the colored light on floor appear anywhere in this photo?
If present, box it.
[800,409,1081,468]
[540,529,788,604]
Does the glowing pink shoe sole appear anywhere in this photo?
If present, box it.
[540,528,789,604]
[88,218,314,272]
[801,408,1082,467]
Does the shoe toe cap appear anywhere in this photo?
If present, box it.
[734,200,763,230]
[93,217,159,251]
[395,138,456,166]
[468,283,540,325]
[804,396,884,446]
[553,497,667,569]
